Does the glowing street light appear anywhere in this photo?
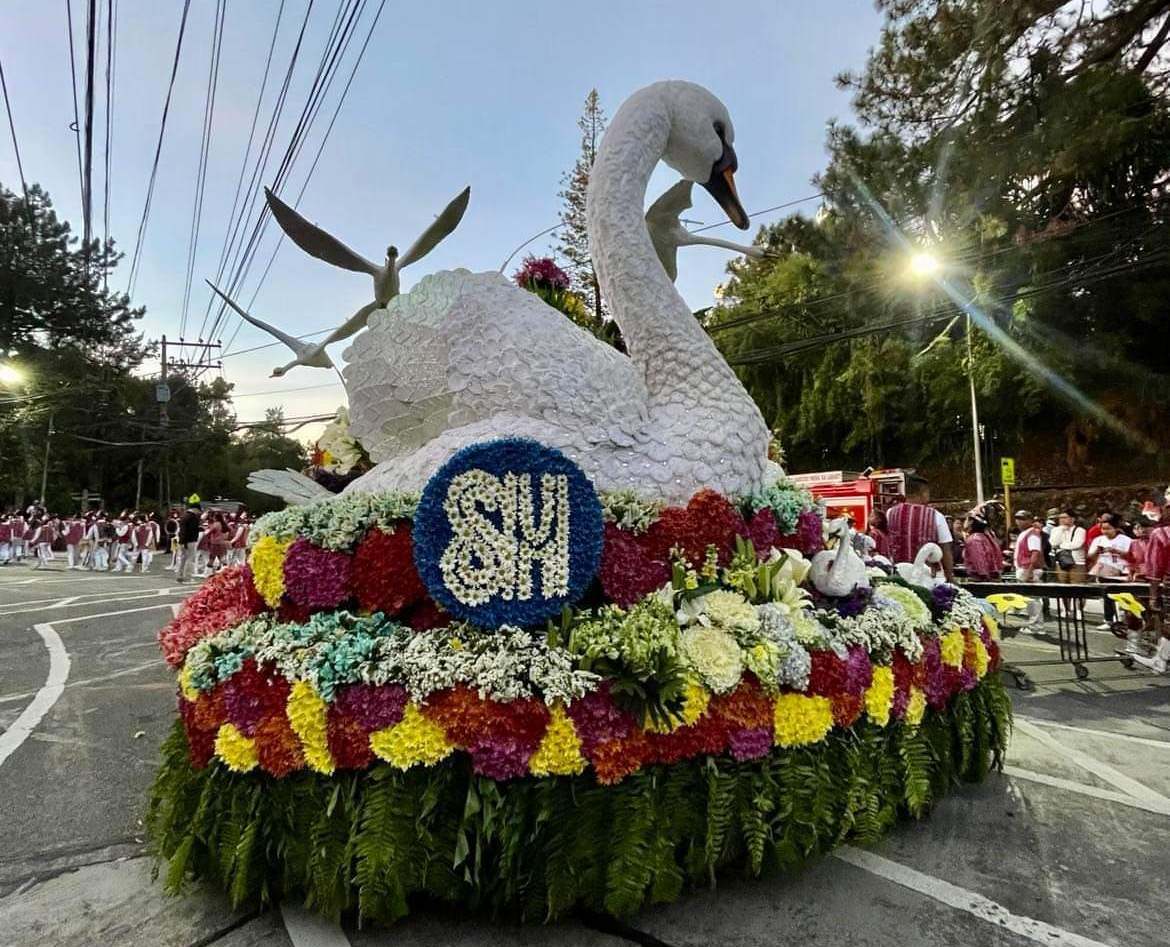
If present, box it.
[0,362,24,387]
[908,250,941,277]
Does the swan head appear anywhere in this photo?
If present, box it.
[659,81,749,230]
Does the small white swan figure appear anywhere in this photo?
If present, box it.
[810,518,870,598]
[341,81,773,503]
[894,543,945,589]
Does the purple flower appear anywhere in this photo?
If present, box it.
[745,508,781,558]
[566,683,634,752]
[332,683,407,731]
[959,666,978,692]
[844,645,873,695]
[728,726,772,761]
[797,511,824,557]
[512,255,570,292]
[469,733,534,780]
[891,686,909,719]
[834,584,873,618]
[282,538,353,610]
[921,638,952,710]
[222,678,266,736]
[931,583,959,616]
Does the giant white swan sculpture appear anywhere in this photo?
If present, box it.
[340,81,772,503]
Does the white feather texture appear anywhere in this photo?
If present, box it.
[339,81,772,503]
[246,469,333,505]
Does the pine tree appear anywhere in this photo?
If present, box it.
[556,89,607,320]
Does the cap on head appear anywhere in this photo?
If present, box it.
[1013,509,1033,520]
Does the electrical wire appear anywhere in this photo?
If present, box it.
[179,0,227,337]
[64,0,85,235]
[125,0,192,297]
[81,0,97,253]
[101,0,117,290]
[690,193,824,233]
[0,52,34,229]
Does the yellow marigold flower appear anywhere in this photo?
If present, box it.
[369,704,453,770]
[971,635,990,678]
[773,693,833,748]
[940,630,965,669]
[178,664,199,702]
[528,703,586,776]
[904,687,926,726]
[646,680,710,734]
[214,723,258,772]
[865,666,895,727]
[287,679,334,774]
[983,614,1000,641]
[249,535,292,608]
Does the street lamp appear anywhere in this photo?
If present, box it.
[904,249,985,506]
[0,362,24,387]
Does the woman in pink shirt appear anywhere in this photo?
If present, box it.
[962,516,1002,580]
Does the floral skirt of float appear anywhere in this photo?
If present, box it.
[147,676,1010,924]
[148,446,1011,925]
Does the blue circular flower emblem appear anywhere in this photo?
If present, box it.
[413,438,603,628]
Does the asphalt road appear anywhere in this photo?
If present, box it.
[1,560,1169,947]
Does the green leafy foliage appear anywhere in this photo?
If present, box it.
[148,674,1012,925]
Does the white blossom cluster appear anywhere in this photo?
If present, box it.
[829,602,924,662]
[252,491,420,550]
[599,489,664,534]
[942,586,986,633]
[314,407,365,473]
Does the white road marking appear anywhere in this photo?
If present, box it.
[1017,717,1170,749]
[0,623,70,768]
[0,660,163,706]
[280,902,352,947]
[835,846,1116,947]
[1005,766,1170,816]
[0,587,188,617]
[1014,718,1170,806]
[50,602,185,625]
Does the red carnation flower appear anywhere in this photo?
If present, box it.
[599,522,670,607]
[422,686,492,748]
[405,597,448,631]
[222,658,290,737]
[179,697,215,768]
[590,730,651,785]
[744,508,782,558]
[276,597,314,624]
[831,693,863,728]
[158,565,265,668]
[644,489,745,567]
[709,677,773,729]
[327,704,374,770]
[647,713,728,765]
[352,525,426,616]
[192,686,227,732]
[806,650,848,698]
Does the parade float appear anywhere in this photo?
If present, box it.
[147,80,1011,924]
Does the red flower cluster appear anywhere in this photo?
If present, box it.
[351,525,426,616]
[158,565,264,668]
[644,489,745,567]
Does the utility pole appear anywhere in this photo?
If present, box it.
[39,411,54,505]
[965,314,985,506]
[135,457,144,509]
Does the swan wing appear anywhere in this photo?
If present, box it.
[206,281,311,355]
[397,186,471,270]
[343,270,649,464]
[264,187,379,275]
[246,468,333,505]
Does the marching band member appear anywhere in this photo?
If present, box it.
[64,514,86,570]
[133,516,155,573]
[229,513,250,565]
[10,512,26,562]
[30,516,56,569]
[111,512,133,573]
[0,514,11,565]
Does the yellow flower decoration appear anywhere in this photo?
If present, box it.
[287,680,334,774]
[773,693,833,748]
[971,635,990,678]
[986,593,1031,615]
[1108,592,1145,617]
[528,703,586,776]
[369,704,453,770]
[249,535,293,608]
[865,666,895,727]
[904,687,926,726]
[982,614,1000,641]
[214,723,258,772]
[178,664,199,702]
[939,630,965,669]
[646,680,711,734]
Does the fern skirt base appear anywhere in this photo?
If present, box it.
[147,675,1011,925]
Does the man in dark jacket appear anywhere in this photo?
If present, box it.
[176,499,202,583]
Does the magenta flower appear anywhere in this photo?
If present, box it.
[745,508,781,558]
[512,255,570,291]
[844,645,874,696]
[566,683,635,752]
[282,538,353,610]
[728,726,772,761]
[469,733,534,780]
[332,683,407,731]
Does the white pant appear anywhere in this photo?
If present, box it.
[35,542,53,566]
[138,548,153,572]
[0,541,9,563]
[93,545,109,571]
[111,543,132,571]
[67,544,80,568]
[176,541,199,581]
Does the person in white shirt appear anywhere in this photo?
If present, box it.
[1049,509,1087,583]
[1088,513,1134,629]
[1013,510,1045,582]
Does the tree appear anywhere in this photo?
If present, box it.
[709,1,1170,488]
[556,89,607,320]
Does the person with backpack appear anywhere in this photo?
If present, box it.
[1013,510,1046,582]
[1049,509,1087,583]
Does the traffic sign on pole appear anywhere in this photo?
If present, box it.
[1000,457,1016,486]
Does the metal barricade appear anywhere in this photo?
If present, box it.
[962,580,1152,686]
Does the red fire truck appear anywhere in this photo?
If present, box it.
[787,468,916,532]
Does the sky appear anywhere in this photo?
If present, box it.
[0,0,883,444]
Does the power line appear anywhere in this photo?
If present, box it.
[125,0,192,297]
[81,0,97,254]
[0,52,34,228]
[179,0,227,337]
[195,0,287,341]
[690,193,824,233]
[63,0,85,234]
[221,327,331,359]
[230,381,343,398]
[101,0,117,290]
